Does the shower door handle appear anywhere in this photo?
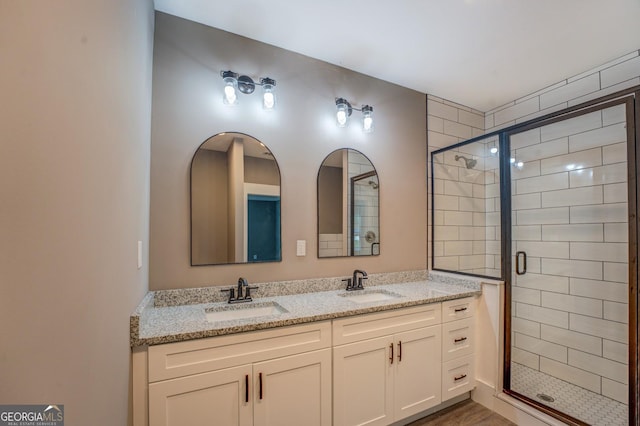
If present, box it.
[516,251,527,275]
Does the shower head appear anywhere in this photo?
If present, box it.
[455,154,477,169]
[368,180,379,189]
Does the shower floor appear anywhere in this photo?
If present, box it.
[511,363,627,425]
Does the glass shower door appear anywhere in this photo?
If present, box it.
[507,99,632,425]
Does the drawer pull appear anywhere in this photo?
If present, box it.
[454,307,468,313]
[454,337,468,343]
[245,374,249,403]
[389,343,394,364]
[454,374,467,381]
[259,372,263,400]
[398,341,402,362]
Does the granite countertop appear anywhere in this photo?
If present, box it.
[130,271,485,347]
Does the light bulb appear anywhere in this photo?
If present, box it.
[261,78,276,110]
[224,84,237,105]
[516,161,524,168]
[362,105,374,133]
[221,71,239,106]
[363,116,373,131]
[337,110,347,126]
[510,157,516,164]
[490,147,498,155]
[263,91,275,110]
[335,98,350,127]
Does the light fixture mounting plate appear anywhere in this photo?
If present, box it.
[237,75,256,94]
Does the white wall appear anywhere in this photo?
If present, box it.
[0,1,153,425]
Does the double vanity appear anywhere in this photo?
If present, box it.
[131,271,482,426]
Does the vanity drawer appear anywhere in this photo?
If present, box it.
[148,321,331,382]
[442,354,474,401]
[441,297,475,323]
[332,303,441,346]
[442,317,474,361]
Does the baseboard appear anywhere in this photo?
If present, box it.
[391,393,470,426]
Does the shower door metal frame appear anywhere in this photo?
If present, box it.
[430,84,640,425]
[350,170,378,256]
[499,89,640,426]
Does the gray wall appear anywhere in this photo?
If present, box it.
[318,166,344,234]
[150,12,427,289]
[0,1,153,425]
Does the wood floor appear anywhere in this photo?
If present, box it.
[408,399,516,426]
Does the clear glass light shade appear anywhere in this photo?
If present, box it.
[262,84,275,110]
[362,106,373,133]
[336,102,349,127]
[223,76,238,105]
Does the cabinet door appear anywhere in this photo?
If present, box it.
[253,348,331,426]
[149,364,252,426]
[333,336,394,426]
[394,325,442,420]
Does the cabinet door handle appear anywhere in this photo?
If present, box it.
[454,337,467,343]
[454,374,467,381]
[259,372,263,400]
[245,374,249,403]
[454,307,467,313]
[389,343,394,364]
[398,341,402,362]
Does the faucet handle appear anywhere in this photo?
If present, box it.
[342,278,353,291]
[357,275,368,289]
[221,288,235,303]
[245,286,259,301]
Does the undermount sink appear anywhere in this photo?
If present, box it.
[205,301,287,323]
[339,289,402,304]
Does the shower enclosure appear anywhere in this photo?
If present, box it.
[431,87,640,425]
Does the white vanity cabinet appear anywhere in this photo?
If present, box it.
[332,305,442,426]
[146,321,332,426]
[441,297,475,401]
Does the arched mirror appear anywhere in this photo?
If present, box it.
[191,132,281,265]
[317,148,380,258]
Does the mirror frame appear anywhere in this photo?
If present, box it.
[316,148,380,259]
[189,131,282,266]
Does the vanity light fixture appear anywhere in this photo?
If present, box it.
[220,70,277,110]
[335,98,374,132]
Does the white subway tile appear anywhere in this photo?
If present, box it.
[605,223,628,243]
[603,182,628,204]
[458,109,485,129]
[515,273,569,293]
[542,258,603,280]
[443,211,473,226]
[517,241,569,259]
[513,225,541,241]
[541,148,602,176]
[540,110,601,142]
[512,347,540,370]
[457,226,481,241]
[515,102,569,124]
[434,256,458,270]
[459,254,485,270]
[569,77,640,107]
[428,131,460,149]
[444,241,473,256]
[603,104,627,126]
[569,163,627,187]
[510,128,541,150]
[569,349,627,384]
[485,183,500,198]
[517,207,569,225]
[511,160,541,180]
[516,172,569,195]
[428,115,444,133]
[516,303,569,328]
[512,193,541,210]
[444,180,473,197]
[472,241,485,255]
[569,122,627,153]
[541,224,603,242]
[604,262,628,283]
[434,194,459,210]
[570,51,639,82]
[434,226,459,241]
[524,256,541,274]
[602,142,627,164]
[570,203,627,223]
[428,99,458,121]
[603,340,628,364]
[459,197,484,212]
[433,210,444,226]
[541,324,602,356]
[443,120,473,139]
[541,186,603,208]
[540,357,600,393]
[495,97,539,126]
[485,212,500,227]
[570,313,627,343]
[513,317,541,338]
[570,278,628,303]
[602,378,628,404]
[604,301,628,323]
[540,73,600,109]
[570,242,627,263]
[541,292,603,317]
[517,138,570,164]
[459,168,485,184]
[433,163,459,181]
[433,178,444,195]
[472,212,486,226]
[433,241,443,256]
[515,333,567,363]
[472,183,485,199]
[513,287,541,305]
[600,55,640,88]
[486,241,500,257]
[485,114,495,130]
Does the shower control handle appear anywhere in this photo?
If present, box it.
[516,251,527,275]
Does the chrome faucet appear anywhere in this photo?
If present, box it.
[343,269,367,291]
[221,277,258,303]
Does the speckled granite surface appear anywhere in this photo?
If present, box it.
[131,271,483,347]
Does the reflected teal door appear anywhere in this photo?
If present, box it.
[247,195,281,262]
